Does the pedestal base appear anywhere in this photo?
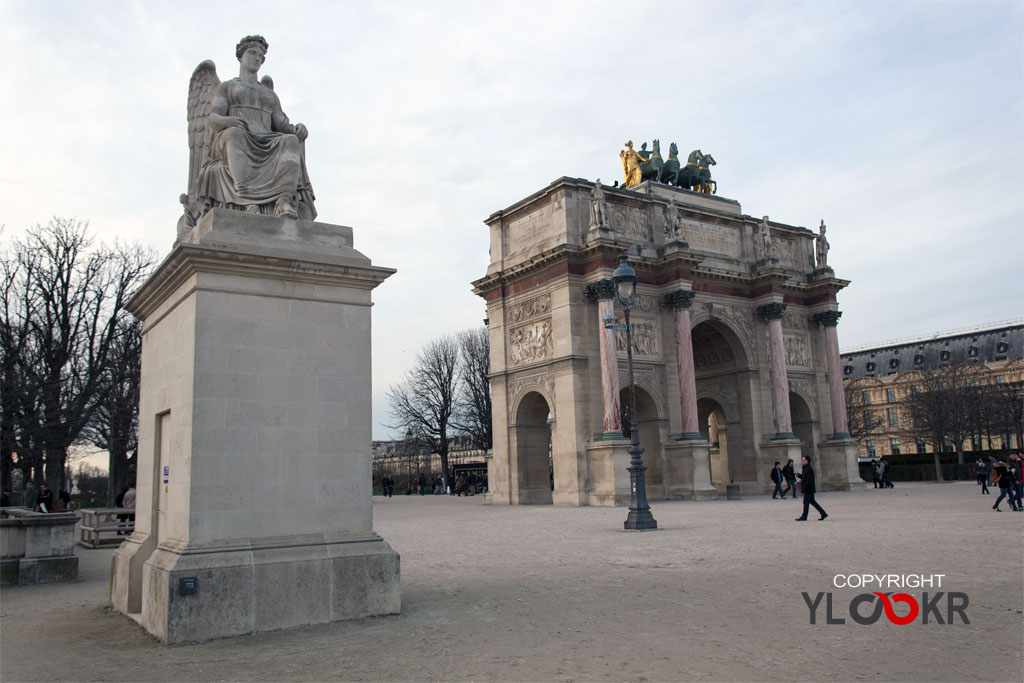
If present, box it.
[662,440,718,500]
[121,537,399,644]
[819,439,868,491]
[585,438,631,506]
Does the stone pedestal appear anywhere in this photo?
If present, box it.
[761,438,804,494]
[585,437,632,506]
[819,438,867,491]
[1,509,78,585]
[111,210,399,644]
[662,441,718,500]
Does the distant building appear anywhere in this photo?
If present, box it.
[371,435,487,483]
[841,321,1024,460]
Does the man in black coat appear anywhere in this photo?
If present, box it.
[770,461,784,499]
[795,455,828,521]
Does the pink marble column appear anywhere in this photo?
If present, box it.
[588,280,621,435]
[758,302,794,438]
[814,310,852,439]
[665,290,701,439]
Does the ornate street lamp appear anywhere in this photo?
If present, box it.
[604,252,657,530]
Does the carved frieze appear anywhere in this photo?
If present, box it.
[784,334,812,369]
[609,206,652,242]
[509,318,553,366]
[782,311,810,331]
[507,293,551,324]
[615,317,660,357]
[788,376,817,414]
[695,374,740,418]
[508,372,556,418]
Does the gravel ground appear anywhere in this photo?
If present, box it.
[1,481,1022,683]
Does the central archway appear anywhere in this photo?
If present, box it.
[513,391,553,504]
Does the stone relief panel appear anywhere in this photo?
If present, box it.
[695,374,740,419]
[788,376,817,413]
[615,317,660,357]
[509,318,553,366]
[773,235,803,271]
[784,333,812,369]
[682,220,742,259]
[609,205,652,242]
[633,295,658,313]
[507,293,551,325]
[781,310,810,331]
[508,372,556,420]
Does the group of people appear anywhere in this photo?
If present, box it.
[378,472,489,498]
[870,457,895,488]
[769,456,828,521]
[977,454,1023,512]
[1,481,71,512]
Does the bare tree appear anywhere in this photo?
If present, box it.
[387,335,461,483]
[844,380,881,444]
[83,315,143,504]
[898,364,980,480]
[453,326,492,451]
[0,219,154,494]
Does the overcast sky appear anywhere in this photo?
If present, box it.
[2,0,1021,442]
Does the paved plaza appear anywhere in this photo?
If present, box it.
[2,481,1022,682]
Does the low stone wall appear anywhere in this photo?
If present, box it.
[1,508,79,585]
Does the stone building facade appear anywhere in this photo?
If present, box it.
[841,322,1024,459]
[472,178,863,506]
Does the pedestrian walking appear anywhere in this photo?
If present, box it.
[880,456,894,489]
[1007,454,1023,512]
[975,459,990,494]
[872,459,882,488]
[795,455,828,522]
[781,459,797,499]
[770,461,784,499]
[991,461,1016,512]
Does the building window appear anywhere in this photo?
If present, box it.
[866,410,877,428]
[942,438,954,453]
[843,365,852,376]
[916,438,927,454]
[914,354,924,365]
[890,438,900,455]
[971,433,981,451]
[1002,434,1010,450]
[995,375,1005,384]
[940,350,950,362]
[862,391,871,406]
[887,407,898,428]
[889,358,899,370]
[866,440,876,458]
[997,342,1009,354]
[886,388,896,403]
[968,346,978,358]
[866,361,876,372]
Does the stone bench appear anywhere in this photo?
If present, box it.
[1,508,79,585]
[78,508,134,549]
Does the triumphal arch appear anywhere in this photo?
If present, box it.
[472,174,863,506]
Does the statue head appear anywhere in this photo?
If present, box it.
[236,35,269,63]
[819,220,826,234]
[625,140,634,149]
[640,142,648,151]
[670,142,678,156]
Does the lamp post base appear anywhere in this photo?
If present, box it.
[624,463,658,530]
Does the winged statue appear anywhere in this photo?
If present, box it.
[178,35,316,239]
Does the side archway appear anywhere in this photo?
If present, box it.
[512,391,553,504]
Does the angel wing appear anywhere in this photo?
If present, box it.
[183,60,220,218]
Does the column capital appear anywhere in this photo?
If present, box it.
[662,290,696,310]
[756,302,787,322]
[585,279,617,301]
[813,310,842,327]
